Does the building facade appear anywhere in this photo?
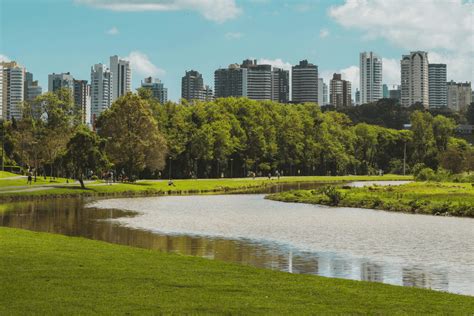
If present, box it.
[292,60,318,103]
[214,64,248,98]
[360,52,383,104]
[24,72,42,101]
[90,64,112,126]
[48,72,74,93]
[272,67,290,103]
[141,77,168,104]
[401,51,429,108]
[181,70,205,101]
[110,55,131,102]
[1,61,25,120]
[428,63,447,108]
[382,84,389,98]
[241,59,273,101]
[73,79,91,125]
[389,85,401,102]
[330,73,351,108]
[447,81,472,112]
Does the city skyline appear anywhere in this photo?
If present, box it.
[1,0,472,101]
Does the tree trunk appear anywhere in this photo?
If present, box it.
[79,173,85,189]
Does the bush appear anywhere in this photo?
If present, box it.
[318,186,344,206]
[415,168,436,181]
[412,163,427,177]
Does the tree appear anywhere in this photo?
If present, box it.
[466,103,474,125]
[96,93,168,180]
[64,127,109,188]
[410,111,438,168]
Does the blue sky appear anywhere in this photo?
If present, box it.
[1,0,472,101]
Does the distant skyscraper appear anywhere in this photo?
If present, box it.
[382,84,389,98]
[214,64,248,98]
[360,52,382,104]
[428,64,447,108]
[241,59,273,101]
[318,78,324,106]
[447,81,472,112]
[24,72,42,101]
[73,79,91,125]
[1,61,25,120]
[141,77,167,104]
[48,72,74,93]
[389,85,401,102]
[355,89,361,105]
[203,85,214,101]
[330,73,351,108]
[181,70,205,102]
[272,67,290,103]
[292,60,318,103]
[90,64,112,126]
[401,51,429,108]
[323,82,328,106]
[110,55,131,102]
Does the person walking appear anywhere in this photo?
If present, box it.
[27,170,33,185]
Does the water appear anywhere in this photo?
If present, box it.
[0,181,472,296]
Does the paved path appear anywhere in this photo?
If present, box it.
[0,180,109,194]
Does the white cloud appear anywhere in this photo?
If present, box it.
[76,0,242,23]
[329,0,474,83]
[106,26,119,35]
[258,58,292,71]
[123,51,165,78]
[0,54,11,62]
[225,32,244,40]
[319,28,329,39]
[382,58,399,85]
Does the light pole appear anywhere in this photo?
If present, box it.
[230,158,234,178]
[168,157,172,180]
[403,141,407,176]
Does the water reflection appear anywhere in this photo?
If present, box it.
[0,197,471,296]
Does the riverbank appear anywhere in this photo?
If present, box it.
[267,182,474,217]
[1,227,472,314]
[0,174,411,202]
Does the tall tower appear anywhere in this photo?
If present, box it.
[141,77,168,104]
[181,70,205,102]
[292,60,318,103]
[110,55,131,102]
[272,67,290,103]
[90,64,112,126]
[359,52,382,104]
[330,73,351,108]
[428,64,447,108]
[400,51,429,108]
[214,64,248,98]
[1,61,25,120]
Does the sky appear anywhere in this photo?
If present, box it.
[1,0,473,101]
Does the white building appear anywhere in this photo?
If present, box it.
[360,52,382,104]
[292,60,318,103]
[1,62,25,120]
[141,77,167,104]
[110,55,131,102]
[90,64,112,126]
[401,51,429,108]
[318,78,324,106]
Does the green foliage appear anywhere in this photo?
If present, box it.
[318,185,344,205]
[415,168,436,181]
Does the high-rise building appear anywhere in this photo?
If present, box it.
[355,89,361,105]
[389,85,401,102]
[110,55,131,102]
[1,61,25,120]
[360,52,382,103]
[382,84,389,98]
[447,81,472,112]
[401,51,429,108]
[90,64,112,126]
[73,79,91,125]
[318,78,325,106]
[330,73,351,108]
[214,64,248,98]
[181,70,205,102]
[0,64,3,119]
[428,64,447,108]
[141,77,167,104]
[323,82,328,106]
[272,67,290,103]
[292,60,318,103]
[240,59,273,101]
[48,72,74,93]
[24,72,42,101]
[203,85,214,101]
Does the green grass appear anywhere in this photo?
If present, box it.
[1,227,472,314]
[0,174,412,201]
[267,182,474,217]
[0,171,20,178]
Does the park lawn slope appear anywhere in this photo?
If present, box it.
[0,174,411,201]
[0,171,20,178]
[267,182,474,217]
[0,227,472,314]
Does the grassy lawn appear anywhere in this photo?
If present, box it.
[0,171,20,178]
[0,174,412,201]
[267,182,474,217]
[0,227,472,314]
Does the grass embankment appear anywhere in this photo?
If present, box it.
[0,171,20,178]
[0,175,411,201]
[267,182,474,217]
[1,227,472,314]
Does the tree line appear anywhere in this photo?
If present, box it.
[1,88,473,185]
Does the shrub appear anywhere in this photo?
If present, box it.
[415,168,436,181]
[318,186,344,206]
